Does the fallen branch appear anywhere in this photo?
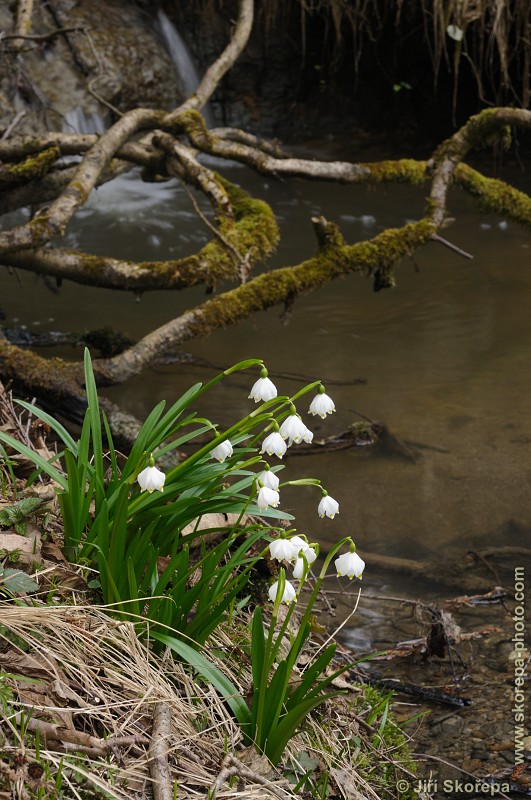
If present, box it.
[148,703,173,800]
[11,713,148,754]
[360,676,472,707]
[429,108,531,228]
[211,753,287,800]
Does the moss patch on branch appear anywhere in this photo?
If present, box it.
[185,219,435,339]
[455,164,531,231]
[0,340,82,404]
[0,145,60,188]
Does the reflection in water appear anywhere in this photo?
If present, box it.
[1,157,530,611]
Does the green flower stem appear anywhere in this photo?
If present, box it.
[281,478,322,488]
[254,569,286,744]
[288,380,322,404]
[128,409,276,514]
[262,538,352,747]
[289,536,353,663]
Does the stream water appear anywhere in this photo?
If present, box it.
[1,141,530,792]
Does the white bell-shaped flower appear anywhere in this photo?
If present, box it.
[257,467,280,491]
[279,412,308,445]
[257,485,280,511]
[309,389,336,419]
[334,550,365,579]
[269,537,299,562]
[137,464,166,493]
[318,493,339,519]
[287,535,314,561]
[292,547,317,579]
[261,431,287,458]
[249,372,277,403]
[210,439,233,463]
[288,535,308,553]
[268,579,297,604]
[302,425,314,444]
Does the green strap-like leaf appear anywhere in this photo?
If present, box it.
[0,432,67,489]
[151,632,252,732]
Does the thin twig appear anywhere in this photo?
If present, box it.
[2,27,86,43]
[182,181,250,282]
[211,754,288,799]
[1,112,27,140]
[430,233,474,259]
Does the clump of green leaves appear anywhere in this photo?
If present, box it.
[0,497,47,535]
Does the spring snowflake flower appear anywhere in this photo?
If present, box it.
[318,492,339,519]
[249,367,277,403]
[288,535,309,554]
[280,411,311,445]
[268,579,297,604]
[137,463,166,493]
[261,431,287,458]
[257,485,280,511]
[292,547,317,579]
[309,386,336,419]
[257,466,280,491]
[210,439,233,462]
[269,537,299,562]
[334,549,365,579]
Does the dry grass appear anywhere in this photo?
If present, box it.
[0,601,418,800]
[0,603,287,799]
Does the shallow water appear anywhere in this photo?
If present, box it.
[1,151,530,606]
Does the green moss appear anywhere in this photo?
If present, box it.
[176,109,213,149]
[185,218,435,340]
[1,146,60,187]
[455,163,531,231]
[353,683,420,799]
[462,109,512,151]
[362,159,428,185]
[0,341,81,401]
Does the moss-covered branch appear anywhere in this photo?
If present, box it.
[3,178,279,291]
[98,217,436,384]
[429,107,531,226]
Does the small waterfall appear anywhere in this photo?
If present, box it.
[63,106,107,135]
[156,9,214,126]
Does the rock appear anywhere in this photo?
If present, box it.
[0,0,183,137]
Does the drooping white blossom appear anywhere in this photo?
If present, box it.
[318,493,339,519]
[210,439,233,463]
[279,413,309,445]
[334,550,365,579]
[261,431,287,458]
[309,390,336,419]
[137,465,166,493]
[257,485,280,511]
[292,547,317,579]
[302,425,314,444]
[268,579,297,604]
[257,468,280,491]
[249,375,278,403]
[269,538,299,562]
[288,535,309,553]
